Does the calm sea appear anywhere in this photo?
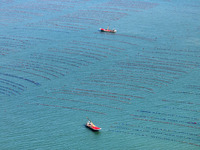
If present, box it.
[0,0,200,149]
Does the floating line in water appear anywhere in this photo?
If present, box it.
[0,87,16,95]
[132,117,200,129]
[0,72,40,86]
[17,58,70,71]
[160,106,200,113]
[108,127,200,147]
[48,49,102,61]
[52,90,131,104]
[1,66,51,80]
[162,99,200,106]
[27,102,106,115]
[137,110,199,121]
[0,90,11,96]
[0,78,26,89]
[16,60,66,76]
[37,96,122,110]
[130,114,199,128]
[30,54,80,68]
[115,122,200,138]
[0,85,21,95]
[72,88,133,100]
[83,79,154,93]
[0,80,23,91]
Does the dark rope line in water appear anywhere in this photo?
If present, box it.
[136,110,199,121]
[0,72,40,86]
[0,47,19,54]
[162,99,200,106]
[51,86,131,103]
[27,102,106,115]
[111,125,200,142]
[109,126,200,147]
[93,68,175,83]
[139,56,195,69]
[111,66,178,80]
[0,78,26,89]
[84,79,154,93]
[118,62,188,74]
[143,49,200,58]
[117,33,156,42]
[89,75,168,88]
[115,122,200,137]
[48,48,94,64]
[71,40,122,52]
[137,54,200,67]
[130,114,199,128]
[115,64,182,76]
[33,52,92,65]
[0,89,11,96]
[67,9,127,23]
[0,85,21,95]
[48,49,102,61]
[132,117,200,129]
[63,47,108,59]
[63,47,108,58]
[37,95,122,110]
[30,54,81,68]
[90,6,142,13]
[17,58,70,70]
[79,82,149,97]
[155,47,200,53]
[51,91,131,104]
[32,52,90,65]
[0,66,51,81]
[0,87,16,95]
[6,64,59,78]
[75,88,133,97]
[83,36,138,46]
[131,59,193,70]
[0,36,27,44]
[64,89,131,101]
[70,45,117,56]
[73,40,125,51]
[53,86,144,99]
[72,88,133,100]
[160,106,200,113]
[59,16,101,25]
[172,90,200,96]
[52,23,86,30]
[185,84,200,90]
[15,61,65,76]
[90,68,174,84]
[104,0,159,9]
[59,88,132,101]
[104,71,172,84]
[0,80,24,91]
[108,129,200,147]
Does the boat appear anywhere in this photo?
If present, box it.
[99,26,117,33]
[86,118,101,131]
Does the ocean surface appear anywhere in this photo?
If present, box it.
[0,0,200,149]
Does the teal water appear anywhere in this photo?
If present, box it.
[0,0,200,149]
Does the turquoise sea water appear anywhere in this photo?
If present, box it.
[0,0,200,149]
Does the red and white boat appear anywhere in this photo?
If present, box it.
[99,27,117,33]
[86,118,101,131]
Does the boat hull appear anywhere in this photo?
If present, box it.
[86,122,101,131]
[99,28,117,33]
